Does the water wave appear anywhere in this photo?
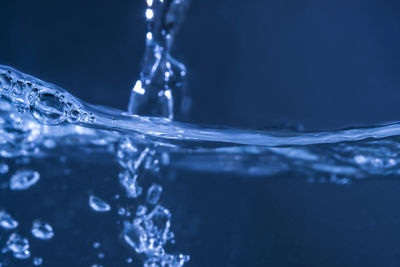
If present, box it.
[1,65,400,180]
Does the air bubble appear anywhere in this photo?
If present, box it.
[9,170,40,191]
[0,163,9,174]
[6,233,30,260]
[67,109,81,123]
[0,210,18,229]
[146,184,162,205]
[29,91,66,125]
[33,257,43,266]
[118,208,126,216]
[89,195,111,212]
[31,220,54,240]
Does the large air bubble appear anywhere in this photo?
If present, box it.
[29,90,66,125]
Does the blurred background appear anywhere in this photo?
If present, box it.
[1,0,400,130]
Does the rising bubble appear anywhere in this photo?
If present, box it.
[9,170,40,191]
[31,220,54,240]
[89,195,111,212]
[5,233,31,260]
[0,210,18,230]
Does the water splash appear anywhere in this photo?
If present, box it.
[128,0,190,119]
[2,1,400,266]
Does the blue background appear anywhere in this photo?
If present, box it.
[2,1,400,267]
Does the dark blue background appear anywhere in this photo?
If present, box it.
[1,0,400,130]
[2,1,400,267]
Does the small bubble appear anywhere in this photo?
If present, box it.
[89,195,111,212]
[98,253,104,259]
[0,163,9,174]
[9,170,40,191]
[118,208,126,216]
[126,257,133,263]
[146,184,162,205]
[136,205,147,217]
[6,233,30,259]
[93,242,100,249]
[0,210,18,230]
[67,109,81,123]
[33,257,43,266]
[88,113,96,123]
[31,220,54,240]
[43,139,56,149]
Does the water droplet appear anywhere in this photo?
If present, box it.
[31,220,54,240]
[29,91,66,125]
[89,195,111,212]
[33,257,43,266]
[6,233,30,259]
[146,184,162,205]
[0,210,18,230]
[9,170,40,191]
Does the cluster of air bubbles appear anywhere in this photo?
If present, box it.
[1,220,54,263]
[123,204,189,267]
[0,67,96,128]
[114,134,188,265]
[0,164,53,266]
